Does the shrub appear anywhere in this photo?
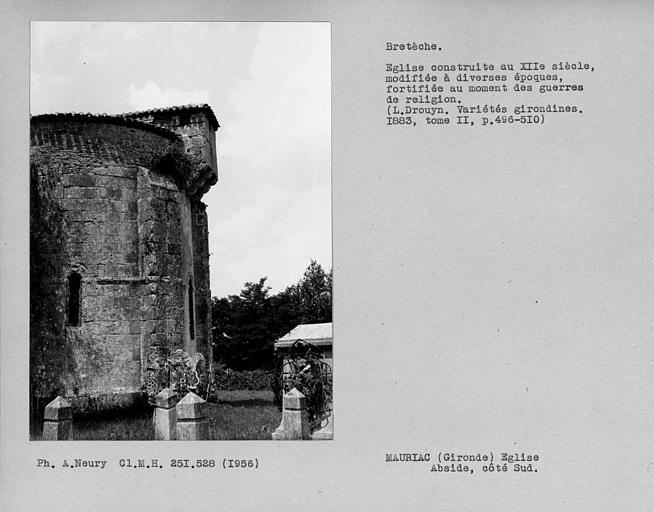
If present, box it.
[209,364,274,395]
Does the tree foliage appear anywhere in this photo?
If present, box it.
[212,261,332,370]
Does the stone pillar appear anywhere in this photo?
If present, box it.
[153,388,178,440]
[176,391,209,440]
[42,396,72,440]
[272,388,311,440]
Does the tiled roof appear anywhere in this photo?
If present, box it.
[30,112,180,139]
[122,103,220,130]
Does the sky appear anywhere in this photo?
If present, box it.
[30,22,331,297]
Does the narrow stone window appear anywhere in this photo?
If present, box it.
[188,278,195,339]
[67,272,81,325]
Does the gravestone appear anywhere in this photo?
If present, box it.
[42,396,72,440]
[272,388,311,440]
[176,391,208,440]
[153,388,178,440]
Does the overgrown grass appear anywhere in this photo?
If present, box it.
[31,390,281,441]
[215,389,275,404]
[208,390,280,440]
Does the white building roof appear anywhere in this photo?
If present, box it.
[275,322,332,348]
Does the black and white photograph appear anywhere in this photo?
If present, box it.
[3,2,654,511]
[29,22,332,441]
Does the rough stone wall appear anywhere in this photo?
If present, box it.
[30,162,72,416]
[137,168,188,379]
[191,201,213,362]
[128,108,218,359]
[30,119,192,413]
